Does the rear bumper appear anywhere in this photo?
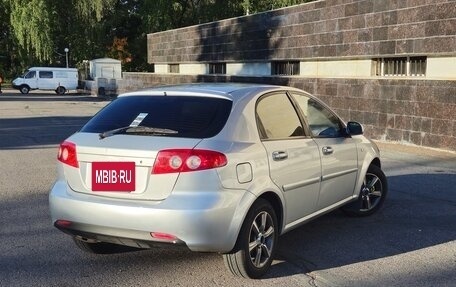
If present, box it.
[54,221,188,250]
[49,180,256,252]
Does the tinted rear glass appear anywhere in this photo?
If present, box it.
[81,96,232,138]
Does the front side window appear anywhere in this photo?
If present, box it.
[25,71,36,79]
[256,93,305,140]
[291,93,344,138]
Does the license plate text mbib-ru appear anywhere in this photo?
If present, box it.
[91,162,135,192]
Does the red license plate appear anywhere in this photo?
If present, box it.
[92,162,135,192]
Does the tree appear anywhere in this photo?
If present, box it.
[243,0,316,14]
[6,0,115,65]
[9,0,54,61]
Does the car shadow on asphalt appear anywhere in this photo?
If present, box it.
[0,175,454,283]
[265,172,456,279]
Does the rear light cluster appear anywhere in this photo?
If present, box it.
[152,149,227,174]
[58,141,79,168]
[57,141,226,174]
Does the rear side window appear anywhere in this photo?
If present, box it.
[39,71,53,78]
[81,96,232,138]
[256,93,305,140]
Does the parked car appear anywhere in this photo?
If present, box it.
[49,83,387,278]
[12,67,78,94]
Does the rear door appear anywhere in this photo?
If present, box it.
[256,92,321,225]
[290,93,358,209]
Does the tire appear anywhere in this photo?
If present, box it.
[20,85,30,94]
[342,164,388,217]
[56,86,66,95]
[223,198,278,279]
[73,237,125,254]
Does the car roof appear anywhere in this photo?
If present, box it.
[120,83,303,100]
[28,67,77,71]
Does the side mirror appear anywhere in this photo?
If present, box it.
[346,121,363,135]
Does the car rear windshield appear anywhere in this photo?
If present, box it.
[81,96,232,138]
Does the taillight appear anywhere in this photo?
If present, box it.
[57,141,79,168]
[152,149,227,174]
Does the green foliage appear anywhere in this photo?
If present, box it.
[9,0,53,61]
[0,0,316,78]
[73,0,116,21]
[244,0,315,14]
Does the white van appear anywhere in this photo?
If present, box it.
[12,67,78,95]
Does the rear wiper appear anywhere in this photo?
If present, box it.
[99,126,178,139]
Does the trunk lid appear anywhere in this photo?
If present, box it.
[63,132,201,200]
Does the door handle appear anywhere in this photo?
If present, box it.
[322,146,333,155]
[272,151,288,161]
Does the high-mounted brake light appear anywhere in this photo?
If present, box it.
[57,141,79,168]
[152,149,227,174]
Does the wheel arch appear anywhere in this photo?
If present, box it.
[370,157,381,169]
[257,191,284,234]
[354,152,382,199]
[228,190,284,253]
[56,86,66,95]
[19,84,31,94]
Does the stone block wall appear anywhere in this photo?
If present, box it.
[120,73,456,151]
[147,0,456,63]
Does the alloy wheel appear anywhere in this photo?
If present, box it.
[248,211,275,268]
[360,172,383,211]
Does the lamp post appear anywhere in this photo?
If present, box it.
[82,60,89,80]
[64,48,69,68]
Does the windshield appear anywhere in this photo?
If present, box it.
[81,95,232,139]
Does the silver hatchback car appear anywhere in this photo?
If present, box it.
[49,83,387,278]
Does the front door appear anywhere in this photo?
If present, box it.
[290,93,358,209]
[24,71,37,89]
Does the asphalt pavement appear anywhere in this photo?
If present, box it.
[0,90,455,287]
